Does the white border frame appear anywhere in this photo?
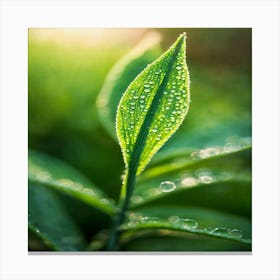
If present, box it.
[1,0,279,279]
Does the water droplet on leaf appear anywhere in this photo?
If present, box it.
[211,227,230,236]
[174,218,198,229]
[181,177,197,187]
[160,181,176,192]
[168,215,180,223]
[229,229,243,238]
[140,216,159,224]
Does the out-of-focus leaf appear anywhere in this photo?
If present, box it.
[29,183,86,251]
[28,150,116,215]
[121,206,251,244]
[141,143,251,181]
[130,147,251,218]
[148,121,252,167]
[117,33,190,175]
[120,232,251,251]
[97,31,162,139]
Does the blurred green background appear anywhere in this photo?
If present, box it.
[28,28,251,250]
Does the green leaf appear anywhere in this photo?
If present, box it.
[148,121,252,168]
[120,232,251,251]
[130,147,251,218]
[116,33,190,175]
[28,150,116,215]
[141,144,251,181]
[97,31,162,139]
[121,206,251,244]
[29,183,86,251]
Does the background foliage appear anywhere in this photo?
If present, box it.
[28,28,251,251]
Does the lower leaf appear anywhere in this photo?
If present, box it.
[29,183,86,251]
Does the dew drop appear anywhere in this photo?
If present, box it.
[229,229,243,238]
[37,171,51,181]
[127,221,138,227]
[140,216,159,224]
[181,177,197,187]
[168,216,180,223]
[196,169,214,184]
[180,219,198,229]
[191,151,200,160]
[211,227,230,236]
[160,181,176,192]
[129,212,143,221]
[176,65,182,70]
[224,143,242,153]
[198,175,213,184]
[174,218,198,229]
[203,227,214,233]
[199,147,221,159]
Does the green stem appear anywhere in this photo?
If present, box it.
[107,168,136,251]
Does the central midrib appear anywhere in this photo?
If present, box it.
[128,35,184,175]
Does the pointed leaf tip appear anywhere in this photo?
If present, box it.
[117,33,190,175]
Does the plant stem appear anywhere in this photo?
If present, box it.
[107,167,136,251]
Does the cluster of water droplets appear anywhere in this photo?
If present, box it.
[54,178,103,198]
[168,215,198,230]
[190,136,251,161]
[30,162,94,193]
[118,37,190,173]
[223,136,251,153]
[29,162,52,182]
[126,213,243,240]
[168,216,243,239]
[139,50,189,167]
[130,166,239,207]
[118,62,166,158]
[203,227,243,239]
[126,212,160,227]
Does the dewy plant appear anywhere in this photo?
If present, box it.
[108,33,190,250]
[28,30,252,252]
